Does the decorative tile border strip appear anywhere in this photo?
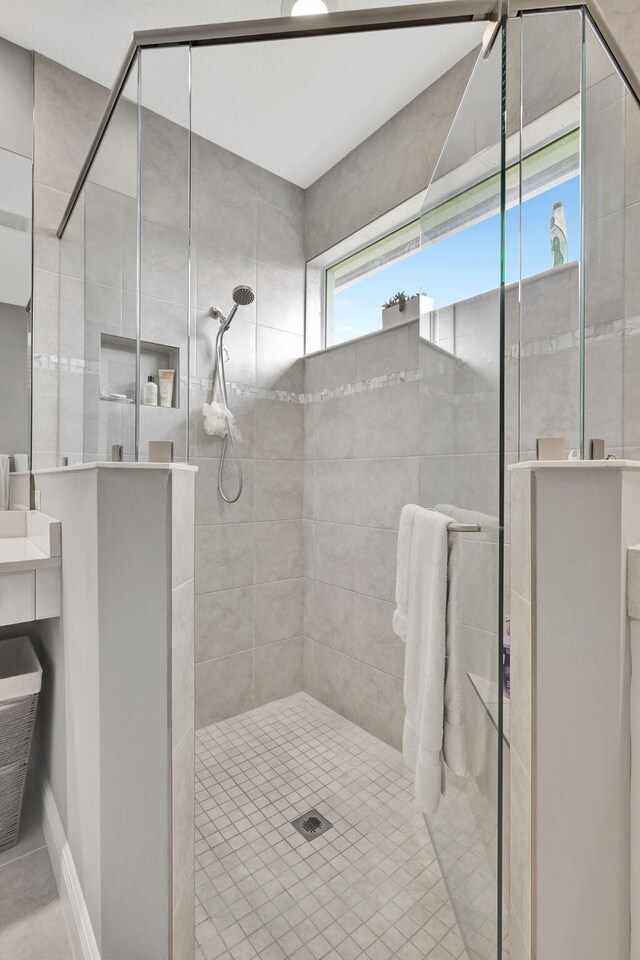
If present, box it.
[38,313,640,403]
[191,377,306,404]
[506,315,640,362]
[34,353,98,375]
[308,368,420,404]
[38,360,422,406]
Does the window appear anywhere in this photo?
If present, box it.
[324,130,580,347]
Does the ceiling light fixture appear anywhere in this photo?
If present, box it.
[281,0,338,15]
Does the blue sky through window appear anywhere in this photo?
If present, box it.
[332,176,580,345]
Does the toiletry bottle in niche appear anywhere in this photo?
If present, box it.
[143,375,158,406]
[158,369,175,408]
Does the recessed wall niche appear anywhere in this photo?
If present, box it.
[99,333,180,408]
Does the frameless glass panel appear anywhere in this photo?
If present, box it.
[517,10,583,463]
[417,29,506,960]
[83,63,140,462]
[583,16,632,460]
[139,46,191,463]
[57,190,84,466]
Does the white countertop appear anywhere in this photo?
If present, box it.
[0,537,61,574]
[0,510,62,575]
[510,459,640,471]
[32,461,198,475]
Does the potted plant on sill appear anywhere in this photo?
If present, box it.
[381,290,433,329]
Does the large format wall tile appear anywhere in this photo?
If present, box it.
[197,178,258,260]
[313,459,357,524]
[195,651,253,727]
[311,641,356,721]
[355,526,398,603]
[313,521,357,591]
[195,458,256,526]
[195,586,255,661]
[253,579,303,647]
[256,326,304,393]
[314,397,357,461]
[353,594,405,680]
[195,523,255,594]
[354,457,419,530]
[196,313,256,385]
[254,401,304,461]
[254,637,303,707]
[256,262,305,335]
[34,55,107,196]
[254,459,304,521]
[355,382,419,459]
[352,661,404,751]
[254,519,303,583]
[313,581,355,657]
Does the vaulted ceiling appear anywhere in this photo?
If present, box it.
[0,0,483,185]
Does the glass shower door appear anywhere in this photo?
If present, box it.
[417,26,507,960]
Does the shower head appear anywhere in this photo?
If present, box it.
[210,284,255,330]
[232,284,255,307]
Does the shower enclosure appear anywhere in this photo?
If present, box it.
[52,3,640,959]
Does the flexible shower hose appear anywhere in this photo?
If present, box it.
[214,321,243,503]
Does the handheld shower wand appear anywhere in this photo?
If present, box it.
[210,285,255,503]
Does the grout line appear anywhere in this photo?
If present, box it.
[194,635,404,683]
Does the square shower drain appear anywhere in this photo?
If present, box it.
[290,809,333,840]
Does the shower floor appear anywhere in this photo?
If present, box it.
[195,692,467,960]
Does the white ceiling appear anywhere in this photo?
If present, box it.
[0,0,483,186]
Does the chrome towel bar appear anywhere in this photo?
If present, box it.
[447,522,481,533]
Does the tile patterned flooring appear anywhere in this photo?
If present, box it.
[195,692,468,960]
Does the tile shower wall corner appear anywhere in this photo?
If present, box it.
[302,324,422,750]
[192,136,306,726]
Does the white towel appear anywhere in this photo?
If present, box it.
[394,504,467,814]
[0,456,9,510]
[392,503,420,641]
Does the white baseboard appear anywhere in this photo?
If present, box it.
[40,774,100,960]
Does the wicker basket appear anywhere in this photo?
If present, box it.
[0,638,42,851]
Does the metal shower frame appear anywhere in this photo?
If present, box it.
[56,0,639,239]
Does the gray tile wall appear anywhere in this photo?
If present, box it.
[32,53,308,726]
[191,136,307,728]
[35,14,640,745]
[301,261,582,751]
[302,325,422,749]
